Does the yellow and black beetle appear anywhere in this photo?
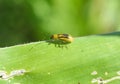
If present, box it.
[50,34,73,43]
[29,34,73,50]
[49,34,73,48]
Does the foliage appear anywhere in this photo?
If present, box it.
[0,32,120,84]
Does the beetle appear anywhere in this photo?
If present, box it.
[29,34,73,50]
[50,34,73,48]
[50,34,73,43]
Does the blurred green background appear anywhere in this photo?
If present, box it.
[0,0,120,47]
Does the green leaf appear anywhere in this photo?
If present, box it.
[0,32,120,84]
